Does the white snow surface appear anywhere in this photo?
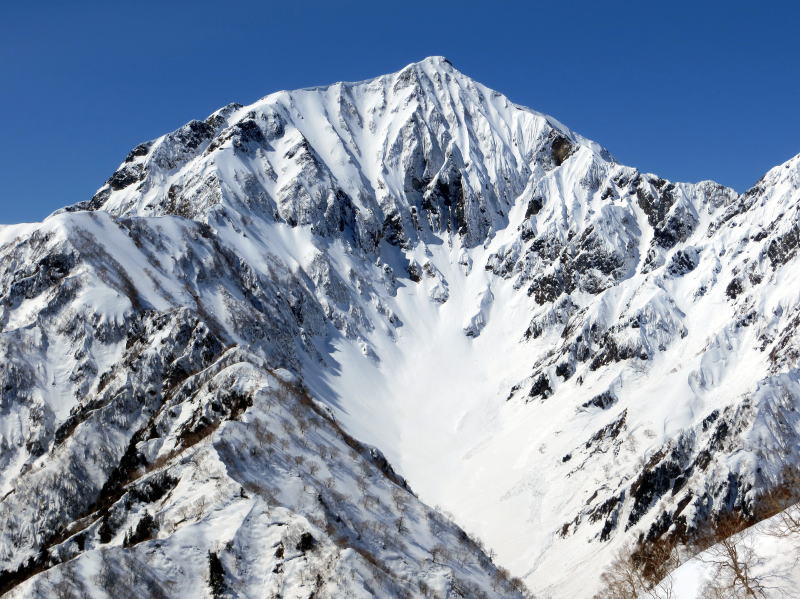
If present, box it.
[1,57,800,598]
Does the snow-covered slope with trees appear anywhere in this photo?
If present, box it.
[1,56,799,598]
[669,503,800,598]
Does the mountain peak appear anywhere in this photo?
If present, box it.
[408,55,455,70]
[62,57,613,248]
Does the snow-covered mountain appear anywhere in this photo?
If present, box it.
[2,56,800,598]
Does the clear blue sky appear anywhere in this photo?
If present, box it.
[2,1,799,224]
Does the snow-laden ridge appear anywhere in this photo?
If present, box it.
[62,56,610,249]
[2,57,800,598]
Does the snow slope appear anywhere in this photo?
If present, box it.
[2,57,800,598]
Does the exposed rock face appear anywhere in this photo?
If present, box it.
[2,57,800,598]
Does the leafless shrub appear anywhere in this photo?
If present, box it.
[509,575,533,597]
[358,460,373,479]
[48,565,80,599]
[316,443,331,460]
[188,495,208,519]
[327,443,340,460]
[760,467,800,543]
[297,417,311,435]
[391,488,408,512]
[92,556,116,592]
[489,565,533,597]
[254,425,276,449]
[328,488,347,506]
[594,543,677,599]
[765,503,800,539]
[289,402,306,419]
[146,452,174,472]
[430,543,449,564]
[395,515,407,534]
[427,509,447,538]
[270,381,293,404]
[698,516,778,599]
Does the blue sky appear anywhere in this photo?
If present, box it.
[2,0,799,224]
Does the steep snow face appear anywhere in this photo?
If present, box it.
[302,160,796,599]
[2,57,800,598]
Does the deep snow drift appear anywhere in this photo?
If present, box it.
[1,57,800,598]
